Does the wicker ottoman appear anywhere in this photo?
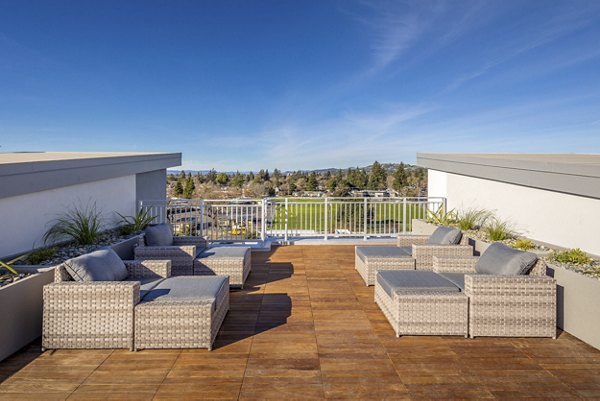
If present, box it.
[375,270,468,337]
[135,276,229,351]
[355,246,415,286]
[194,247,251,288]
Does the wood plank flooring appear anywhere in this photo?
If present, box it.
[1,245,600,400]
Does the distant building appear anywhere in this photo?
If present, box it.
[418,153,600,255]
[0,152,181,257]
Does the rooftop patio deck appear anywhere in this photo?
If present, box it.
[1,245,600,400]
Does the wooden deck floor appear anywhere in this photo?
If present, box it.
[2,245,600,400]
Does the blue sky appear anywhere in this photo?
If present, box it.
[1,1,600,171]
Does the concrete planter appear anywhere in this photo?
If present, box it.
[546,264,600,350]
[411,219,438,236]
[0,266,54,362]
[110,233,144,260]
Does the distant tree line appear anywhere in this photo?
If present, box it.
[167,161,427,199]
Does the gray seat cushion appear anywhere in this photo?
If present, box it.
[376,270,460,298]
[144,223,174,247]
[356,246,412,263]
[439,273,466,291]
[475,242,538,275]
[132,277,164,299]
[427,226,463,245]
[197,246,250,259]
[64,248,127,282]
[141,276,227,303]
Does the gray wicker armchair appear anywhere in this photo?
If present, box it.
[43,260,171,351]
[356,232,473,286]
[398,234,473,269]
[134,235,207,275]
[432,256,557,338]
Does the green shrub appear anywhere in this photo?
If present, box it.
[456,208,492,231]
[514,239,534,251]
[485,217,516,241]
[43,202,103,245]
[116,209,156,235]
[28,247,57,264]
[553,248,592,265]
[426,205,457,226]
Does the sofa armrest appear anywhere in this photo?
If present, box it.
[124,260,171,279]
[432,256,478,273]
[134,245,197,259]
[397,235,429,246]
[464,274,556,297]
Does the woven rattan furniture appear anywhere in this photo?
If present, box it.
[194,247,251,288]
[355,246,415,286]
[135,235,252,287]
[355,234,473,286]
[374,270,468,337]
[134,235,207,276]
[43,259,171,351]
[432,256,556,338]
[135,276,229,351]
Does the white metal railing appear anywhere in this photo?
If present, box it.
[140,197,445,243]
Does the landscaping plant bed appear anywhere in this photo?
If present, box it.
[17,229,144,266]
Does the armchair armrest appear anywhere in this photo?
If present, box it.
[397,235,429,246]
[44,281,141,306]
[173,236,207,249]
[412,245,474,270]
[432,256,478,273]
[43,281,140,350]
[134,245,197,259]
[124,260,171,279]
[464,274,556,297]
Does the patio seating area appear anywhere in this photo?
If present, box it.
[1,245,600,400]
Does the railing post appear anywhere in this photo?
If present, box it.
[261,199,267,242]
[284,198,289,243]
[324,197,329,240]
[200,200,205,238]
[363,198,368,240]
[402,198,407,234]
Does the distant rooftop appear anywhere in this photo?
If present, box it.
[0,151,178,164]
[0,152,181,199]
[417,153,600,198]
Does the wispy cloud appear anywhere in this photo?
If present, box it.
[442,3,600,93]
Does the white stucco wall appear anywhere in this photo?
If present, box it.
[429,171,600,256]
[0,176,136,257]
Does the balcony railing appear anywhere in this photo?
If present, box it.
[139,197,445,243]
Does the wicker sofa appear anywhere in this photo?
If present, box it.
[432,255,556,338]
[134,224,251,287]
[43,249,229,351]
[356,226,473,286]
[374,242,556,339]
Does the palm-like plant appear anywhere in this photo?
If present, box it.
[0,254,29,275]
[116,209,156,235]
[43,203,103,245]
[456,208,492,231]
[426,205,457,226]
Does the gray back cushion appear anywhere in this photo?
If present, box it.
[144,223,173,246]
[64,248,127,282]
[427,226,462,245]
[475,242,538,275]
